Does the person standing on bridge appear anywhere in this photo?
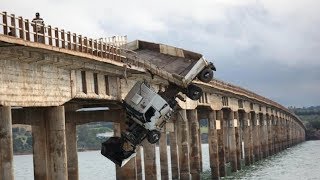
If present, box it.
[32,12,45,43]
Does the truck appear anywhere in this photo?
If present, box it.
[101,40,216,167]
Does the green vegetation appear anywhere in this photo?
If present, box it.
[12,127,33,154]
[77,122,113,150]
[289,106,320,140]
[12,122,113,154]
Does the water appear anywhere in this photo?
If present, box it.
[13,142,319,180]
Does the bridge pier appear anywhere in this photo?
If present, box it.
[217,110,226,177]
[144,143,157,179]
[159,126,169,180]
[177,109,191,180]
[226,110,237,172]
[169,116,179,180]
[29,109,48,180]
[46,106,68,180]
[135,147,143,180]
[235,111,241,171]
[187,109,201,180]
[0,106,14,180]
[66,122,79,180]
[242,112,251,166]
[208,110,219,179]
[251,112,258,161]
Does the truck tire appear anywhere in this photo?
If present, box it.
[147,130,161,144]
[187,84,203,100]
[198,68,213,83]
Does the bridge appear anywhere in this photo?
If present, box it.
[0,11,305,180]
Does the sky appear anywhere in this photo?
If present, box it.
[2,0,320,107]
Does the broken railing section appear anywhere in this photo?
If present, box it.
[0,11,126,62]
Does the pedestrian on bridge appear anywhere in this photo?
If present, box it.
[32,12,46,43]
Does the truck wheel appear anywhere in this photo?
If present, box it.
[198,68,213,83]
[147,130,161,144]
[187,84,203,100]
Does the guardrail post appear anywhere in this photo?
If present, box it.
[78,35,83,52]
[93,40,97,56]
[55,27,59,47]
[61,29,65,48]
[2,12,8,35]
[67,31,71,50]
[84,37,88,53]
[72,33,77,51]
[25,19,30,40]
[18,16,24,39]
[48,26,52,45]
[10,14,16,37]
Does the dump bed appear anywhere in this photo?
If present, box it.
[121,40,211,87]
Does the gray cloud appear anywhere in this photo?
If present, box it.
[2,0,320,107]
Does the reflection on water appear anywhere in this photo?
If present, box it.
[13,142,319,180]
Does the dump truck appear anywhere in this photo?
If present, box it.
[101,40,216,167]
[121,40,216,100]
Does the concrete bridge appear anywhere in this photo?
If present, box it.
[0,11,305,180]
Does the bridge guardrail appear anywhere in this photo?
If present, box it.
[0,11,126,62]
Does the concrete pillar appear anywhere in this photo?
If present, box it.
[242,112,251,166]
[234,111,241,170]
[261,114,268,158]
[251,112,260,161]
[66,122,79,180]
[29,109,48,180]
[114,116,137,180]
[258,114,263,160]
[267,116,273,156]
[136,147,143,180]
[177,109,190,180]
[248,112,254,164]
[45,106,68,180]
[223,109,229,165]
[226,110,237,172]
[208,110,219,179]
[274,117,279,153]
[217,110,226,177]
[169,117,179,180]
[144,143,157,180]
[187,109,201,180]
[0,106,14,180]
[159,126,169,180]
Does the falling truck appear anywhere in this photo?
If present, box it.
[101,40,216,167]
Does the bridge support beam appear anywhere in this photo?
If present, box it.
[242,112,250,165]
[251,112,260,161]
[144,143,157,179]
[66,122,79,180]
[136,147,143,180]
[226,110,237,172]
[261,114,268,158]
[0,106,14,180]
[46,106,68,180]
[30,109,48,180]
[217,110,226,177]
[208,110,220,179]
[235,111,241,170]
[177,109,191,180]
[169,117,179,180]
[187,109,201,180]
[159,126,169,180]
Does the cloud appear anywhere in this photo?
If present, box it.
[2,0,320,106]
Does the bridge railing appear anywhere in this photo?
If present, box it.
[0,11,127,62]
